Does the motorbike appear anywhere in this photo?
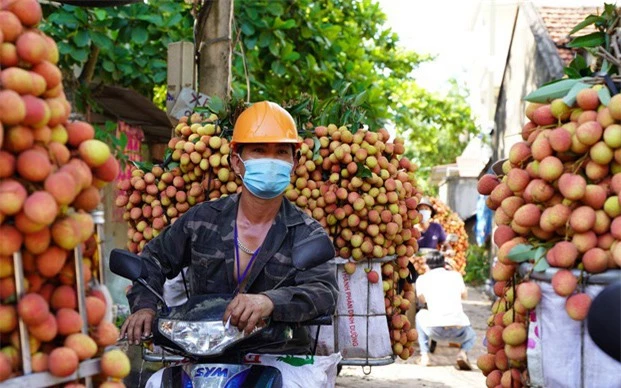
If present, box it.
[109,233,336,388]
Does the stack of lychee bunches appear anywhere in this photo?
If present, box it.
[116,114,424,360]
[411,197,468,275]
[475,86,621,387]
[0,0,130,385]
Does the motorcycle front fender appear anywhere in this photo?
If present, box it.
[159,363,283,388]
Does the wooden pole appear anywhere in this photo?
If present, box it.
[196,0,233,102]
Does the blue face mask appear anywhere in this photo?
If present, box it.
[239,157,293,199]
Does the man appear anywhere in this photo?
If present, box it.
[415,250,476,370]
[120,101,338,355]
[416,197,449,251]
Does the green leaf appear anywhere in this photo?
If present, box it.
[131,27,149,44]
[137,14,164,25]
[118,26,132,42]
[273,17,295,30]
[271,61,286,76]
[564,67,581,79]
[135,57,148,67]
[601,59,611,74]
[92,9,107,21]
[132,160,153,172]
[569,15,604,35]
[562,81,591,106]
[523,78,581,103]
[569,55,588,71]
[73,30,91,47]
[118,132,128,150]
[49,12,79,28]
[193,106,211,114]
[282,51,301,62]
[207,96,225,115]
[258,31,273,48]
[268,42,280,56]
[110,18,128,30]
[90,31,113,51]
[507,244,535,263]
[73,7,89,24]
[164,147,172,161]
[567,32,606,48]
[533,246,547,261]
[353,91,367,107]
[240,22,255,35]
[105,120,117,132]
[533,256,550,272]
[151,59,167,69]
[160,2,178,13]
[355,162,372,178]
[69,48,89,62]
[604,3,617,18]
[312,137,321,160]
[267,2,284,16]
[166,13,183,28]
[102,60,115,72]
[244,36,258,49]
[57,41,73,55]
[598,87,612,106]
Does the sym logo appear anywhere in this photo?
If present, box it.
[194,367,229,378]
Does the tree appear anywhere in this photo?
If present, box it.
[40,1,193,105]
[230,0,479,185]
[42,0,478,187]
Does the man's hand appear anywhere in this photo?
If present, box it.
[223,294,274,334]
[119,308,156,345]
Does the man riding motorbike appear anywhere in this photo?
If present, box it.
[120,101,339,357]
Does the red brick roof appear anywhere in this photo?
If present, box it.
[538,6,601,64]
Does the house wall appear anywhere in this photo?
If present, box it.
[102,184,132,305]
[468,2,517,131]
[439,177,480,221]
[493,5,563,161]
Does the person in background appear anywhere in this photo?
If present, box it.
[416,197,449,251]
[415,250,476,370]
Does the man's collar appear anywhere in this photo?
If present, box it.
[277,195,305,227]
[208,192,305,227]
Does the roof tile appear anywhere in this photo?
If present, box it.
[538,6,601,64]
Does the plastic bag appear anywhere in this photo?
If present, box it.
[243,353,342,388]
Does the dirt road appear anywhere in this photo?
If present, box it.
[335,285,491,388]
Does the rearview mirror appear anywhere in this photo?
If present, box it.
[292,234,335,271]
[110,248,147,281]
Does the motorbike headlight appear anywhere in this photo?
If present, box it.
[158,319,259,356]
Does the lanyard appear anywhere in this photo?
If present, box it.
[234,223,261,289]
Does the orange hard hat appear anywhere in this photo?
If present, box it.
[231,101,300,148]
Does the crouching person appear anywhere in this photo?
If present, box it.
[415,250,476,370]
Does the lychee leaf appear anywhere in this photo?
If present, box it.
[355,163,372,178]
[567,32,605,48]
[533,256,550,272]
[562,81,591,106]
[132,160,153,172]
[598,87,611,106]
[312,137,321,160]
[564,67,581,79]
[569,15,604,35]
[507,244,534,263]
[523,79,580,103]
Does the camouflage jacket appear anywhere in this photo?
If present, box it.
[127,193,338,352]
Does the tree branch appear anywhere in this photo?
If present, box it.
[79,44,100,84]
